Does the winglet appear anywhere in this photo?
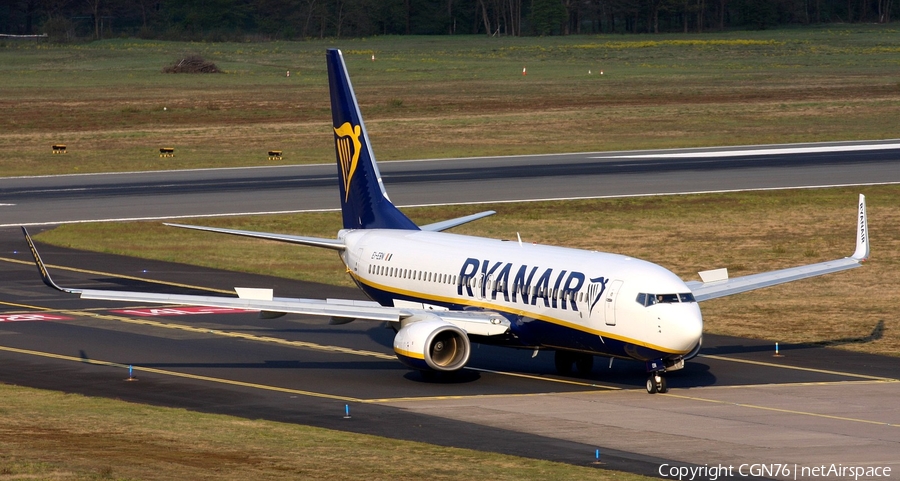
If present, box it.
[21,227,80,294]
[852,194,869,261]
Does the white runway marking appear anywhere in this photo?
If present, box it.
[593,142,900,159]
[4,181,900,228]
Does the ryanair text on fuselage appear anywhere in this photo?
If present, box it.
[457,257,609,313]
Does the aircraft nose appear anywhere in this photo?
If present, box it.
[672,305,703,352]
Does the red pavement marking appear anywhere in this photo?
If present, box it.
[110,306,254,317]
[0,313,74,322]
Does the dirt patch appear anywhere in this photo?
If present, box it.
[162,55,221,74]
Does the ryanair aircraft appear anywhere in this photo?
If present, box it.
[25,49,870,394]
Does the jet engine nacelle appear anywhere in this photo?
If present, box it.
[392,316,471,372]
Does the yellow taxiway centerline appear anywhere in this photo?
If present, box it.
[661,390,899,428]
[0,255,233,294]
[0,344,363,402]
[1,299,616,393]
[697,354,896,382]
[2,258,895,402]
[0,343,616,403]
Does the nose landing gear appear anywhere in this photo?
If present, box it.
[645,358,676,394]
[646,373,668,394]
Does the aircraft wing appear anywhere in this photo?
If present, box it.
[75,289,509,336]
[78,289,403,321]
[686,194,869,302]
[22,227,510,337]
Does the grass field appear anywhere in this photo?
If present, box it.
[0,383,654,481]
[2,26,900,176]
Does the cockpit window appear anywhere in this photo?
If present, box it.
[636,293,658,306]
[636,292,696,306]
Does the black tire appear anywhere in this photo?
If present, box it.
[646,376,658,394]
[554,351,575,375]
[657,376,668,393]
[574,354,594,375]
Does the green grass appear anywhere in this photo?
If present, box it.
[2,27,900,176]
[36,185,900,357]
[0,383,651,481]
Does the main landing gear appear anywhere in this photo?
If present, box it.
[554,350,594,376]
[645,373,668,394]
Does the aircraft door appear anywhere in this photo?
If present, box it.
[604,280,623,326]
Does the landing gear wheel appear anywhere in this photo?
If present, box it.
[646,374,667,394]
[574,354,594,375]
[554,351,575,375]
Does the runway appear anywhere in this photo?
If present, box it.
[1,231,897,479]
[2,139,900,226]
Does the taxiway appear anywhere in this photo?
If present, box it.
[1,232,896,479]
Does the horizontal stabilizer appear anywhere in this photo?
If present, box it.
[165,223,345,251]
[419,211,496,232]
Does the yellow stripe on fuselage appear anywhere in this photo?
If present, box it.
[349,271,689,356]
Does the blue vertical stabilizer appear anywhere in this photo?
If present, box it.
[327,49,419,231]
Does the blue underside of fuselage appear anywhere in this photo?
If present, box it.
[355,279,675,363]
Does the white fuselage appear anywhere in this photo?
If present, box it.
[339,229,703,362]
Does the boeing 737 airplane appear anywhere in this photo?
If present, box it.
[24,49,870,394]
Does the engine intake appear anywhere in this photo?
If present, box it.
[393,317,471,372]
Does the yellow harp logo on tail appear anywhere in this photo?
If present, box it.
[333,122,362,201]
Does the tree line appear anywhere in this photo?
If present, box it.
[2,0,895,40]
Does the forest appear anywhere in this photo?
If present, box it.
[2,0,897,41]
